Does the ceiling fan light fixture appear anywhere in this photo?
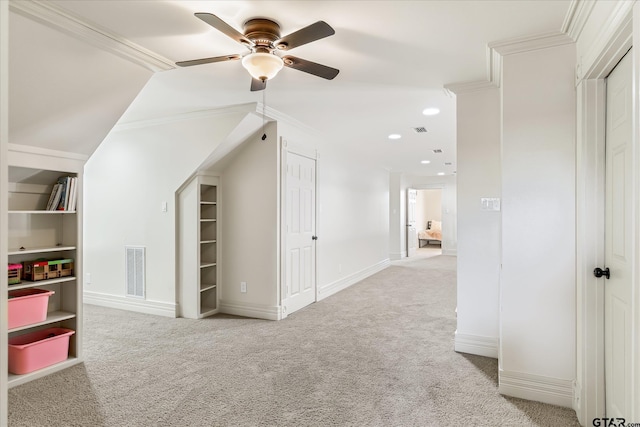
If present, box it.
[242,52,284,81]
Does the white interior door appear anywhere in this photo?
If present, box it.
[285,152,316,314]
[604,50,632,417]
[406,188,417,257]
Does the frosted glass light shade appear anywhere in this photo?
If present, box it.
[241,52,284,81]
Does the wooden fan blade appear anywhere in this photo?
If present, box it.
[282,55,339,80]
[195,13,252,47]
[176,54,242,67]
[275,21,335,50]
[251,78,267,91]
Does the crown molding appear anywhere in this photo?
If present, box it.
[9,0,174,72]
[8,143,89,161]
[562,0,595,41]
[577,0,633,81]
[489,31,574,56]
[445,30,573,94]
[112,103,261,132]
[443,80,496,95]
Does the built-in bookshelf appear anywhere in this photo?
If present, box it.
[6,165,83,387]
[178,174,219,319]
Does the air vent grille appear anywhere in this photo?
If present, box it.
[125,246,145,298]
[413,127,428,133]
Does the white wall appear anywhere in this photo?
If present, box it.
[389,172,403,260]
[217,122,280,317]
[316,145,390,297]
[499,43,576,405]
[454,86,501,358]
[83,109,248,316]
[416,189,442,228]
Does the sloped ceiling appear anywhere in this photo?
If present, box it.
[8,0,573,174]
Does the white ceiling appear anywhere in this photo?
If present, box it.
[9,0,572,176]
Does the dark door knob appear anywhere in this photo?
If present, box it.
[594,267,610,279]
[312,236,318,240]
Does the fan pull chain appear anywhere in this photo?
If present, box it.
[261,82,267,141]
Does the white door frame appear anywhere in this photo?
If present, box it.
[279,138,319,319]
[575,4,638,424]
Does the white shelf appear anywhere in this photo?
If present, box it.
[200,201,217,205]
[200,284,217,292]
[8,311,76,334]
[8,357,81,388]
[200,218,217,222]
[8,276,76,291]
[9,210,76,214]
[8,245,76,255]
[200,262,217,269]
[200,239,217,244]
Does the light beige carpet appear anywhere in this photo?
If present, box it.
[8,255,581,426]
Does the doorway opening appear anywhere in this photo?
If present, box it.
[414,188,442,257]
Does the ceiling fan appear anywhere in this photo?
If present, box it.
[176,13,340,91]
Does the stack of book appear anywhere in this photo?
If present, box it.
[45,176,78,211]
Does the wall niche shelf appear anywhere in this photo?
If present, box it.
[6,162,83,388]
[178,175,220,319]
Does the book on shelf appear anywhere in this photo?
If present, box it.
[46,183,61,210]
[46,176,77,211]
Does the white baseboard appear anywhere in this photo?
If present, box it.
[454,332,498,358]
[499,369,574,408]
[318,259,391,300]
[219,300,282,320]
[84,291,177,318]
[443,248,457,256]
[389,252,403,261]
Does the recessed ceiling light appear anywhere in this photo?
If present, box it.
[388,134,402,140]
[421,160,431,164]
[437,172,445,176]
[423,108,440,116]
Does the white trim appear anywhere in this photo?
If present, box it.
[575,78,607,425]
[489,31,574,57]
[444,80,495,95]
[454,332,498,358]
[259,104,321,137]
[8,143,89,161]
[442,249,457,257]
[389,251,404,261]
[578,1,634,81]
[9,0,174,72]
[562,0,596,41]
[499,370,574,408]
[574,3,635,425]
[218,300,282,321]
[113,103,261,132]
[445,31,573,93]
[318,259,390,300]
[83,291,177,318]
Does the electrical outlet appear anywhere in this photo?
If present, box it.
[85,273,91,285]
[240,281,247,293]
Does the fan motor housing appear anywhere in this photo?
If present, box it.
[243,18,281,48]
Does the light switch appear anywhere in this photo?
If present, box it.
[161,201,168,212]
[480,197,501,211]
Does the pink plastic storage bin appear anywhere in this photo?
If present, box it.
[8,288,54,329]
[8,328,75,375]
